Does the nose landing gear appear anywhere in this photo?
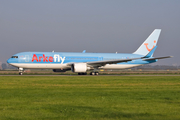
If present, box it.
[18,68,24,75]
[19,72,23,75]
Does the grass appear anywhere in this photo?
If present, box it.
[1,70,180,75]
[0,76,180,120]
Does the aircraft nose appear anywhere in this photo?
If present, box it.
[7,58,11,64]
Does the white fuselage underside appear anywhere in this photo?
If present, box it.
[10,63,142,70]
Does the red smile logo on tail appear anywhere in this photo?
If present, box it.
[144,40,156,51]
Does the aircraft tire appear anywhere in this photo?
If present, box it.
[95,72,99,75]
[91,72,95,75]
[19,72,23,75]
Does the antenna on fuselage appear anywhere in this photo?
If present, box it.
[82,50,86,53]
[52,50,54,53]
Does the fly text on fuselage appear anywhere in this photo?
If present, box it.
[32,54,65,64]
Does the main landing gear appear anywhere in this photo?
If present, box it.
[77,72,99,75]
[19,68,24,75]
[90,72,99,75]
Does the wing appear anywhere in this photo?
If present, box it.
[86,57,141,67]
[67,57,141,67]
[67,56,173,68]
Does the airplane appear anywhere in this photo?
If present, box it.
[7,29,172,75]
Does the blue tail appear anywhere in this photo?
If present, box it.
[133,29,161,56]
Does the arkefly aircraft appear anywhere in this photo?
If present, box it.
[7,29,172,75]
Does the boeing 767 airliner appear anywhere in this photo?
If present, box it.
[7,29,172,75]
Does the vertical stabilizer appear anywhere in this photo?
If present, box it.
[133,29,161,56]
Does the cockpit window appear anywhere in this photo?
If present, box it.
[11,56,18,58]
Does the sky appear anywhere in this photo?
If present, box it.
[0,0,180,65]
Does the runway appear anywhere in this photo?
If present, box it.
[1,75,180,76]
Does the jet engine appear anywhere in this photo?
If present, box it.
[71,63,88,73]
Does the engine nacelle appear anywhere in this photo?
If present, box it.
[71,63,87,73]
[53,69,68,72]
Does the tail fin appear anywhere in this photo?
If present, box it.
[133,29,161,56]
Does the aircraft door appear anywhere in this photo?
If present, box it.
[98,57,103,61]
[25,55,29,62]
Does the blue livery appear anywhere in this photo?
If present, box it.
[7,29,172,75]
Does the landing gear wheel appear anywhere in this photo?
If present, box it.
[19,72,23,75]
[90,72,99,75]
[90,72,95,75]
[95,72,99,75]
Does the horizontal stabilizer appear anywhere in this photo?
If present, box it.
[142,56,173,61]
